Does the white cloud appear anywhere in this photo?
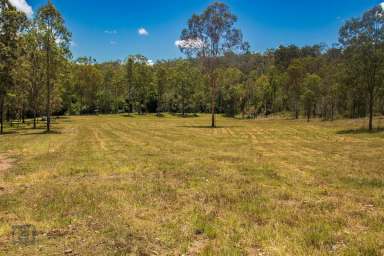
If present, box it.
[175,38,204,49]
[147,59,154,66]
[104,30,117,34]
[9,0,33,17]
[380,2,384,10]
[138,28,149,36]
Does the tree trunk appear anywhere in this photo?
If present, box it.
[0,94,4,134]
[46,45,51,132]
[265,101,268,117]
[211,77,216,128]
[368,89,374,131]
[33,109,37,129]
[46,70,51,132]
[157,93,161,116]
[294,95,299,119]
[46,23,52,133]
[22,105,25,124]
[6,106,10,122]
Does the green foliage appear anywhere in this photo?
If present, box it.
[0,0,28,133]
[301,74,321,121]
[339,4,384,129]
[1,1,384,133]
[217,67,244,117]
[34,0,71,131]
[178,1,247,127]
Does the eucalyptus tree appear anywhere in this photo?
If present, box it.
[241,70,262,118]
[266,65,286,113]
[217,67,243,117]
[274,45,301,70]
[301,74,321,121]
[12,51,30,124]
[35,0,71,132]
[130,55,154,114]
[319,48,343,121]
[155,63,167,116]
[339,3,384,130]
[287,59,305,119]
[256,74,272,116]
[73,57,101,114]
[178,2,248,127]
[96,61,125,113]
[172,60,201,116]
[0,0,27,134]
[24,28,45,128]
[125,57,134,113]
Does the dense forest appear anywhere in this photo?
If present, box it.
[1,0,384,133]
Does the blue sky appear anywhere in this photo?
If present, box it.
[17,0,384,62]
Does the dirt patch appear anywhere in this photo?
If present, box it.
[246,247,266,256]
[0,155,14,172]
[187,238,209,255]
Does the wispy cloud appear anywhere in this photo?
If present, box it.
[9,0,33,17]
[70,41,77,47]
[138,28,149,36]
[104,30,118,34]
[110,41,117,45]
[175,38,204,49]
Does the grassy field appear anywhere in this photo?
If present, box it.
[0,114,383,255]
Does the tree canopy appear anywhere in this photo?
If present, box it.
[0,1,384,133]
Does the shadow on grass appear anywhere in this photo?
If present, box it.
[19,130,62,136]
[122,114,135,118]
[171,113,200,118]
[55,116,71,120]
[0,131,17,135]
[337,127,384,134]
[178,125,242,129]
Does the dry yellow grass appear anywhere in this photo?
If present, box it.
[0,114,383,255]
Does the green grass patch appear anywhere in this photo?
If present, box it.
[0,114,383,255]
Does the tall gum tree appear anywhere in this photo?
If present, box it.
[24,28,45,128]
[178,2,248,127]
[339,3,384,130]
[35,0,71,132]
[0,0,27,134]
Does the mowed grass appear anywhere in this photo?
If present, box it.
[0,114,383,255]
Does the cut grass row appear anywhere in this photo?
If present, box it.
[0,114,383,255]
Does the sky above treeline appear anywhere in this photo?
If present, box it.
[9,0,384,63]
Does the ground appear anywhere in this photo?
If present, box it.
[0,114,383,255]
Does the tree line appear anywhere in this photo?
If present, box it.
[1,1,383,134]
